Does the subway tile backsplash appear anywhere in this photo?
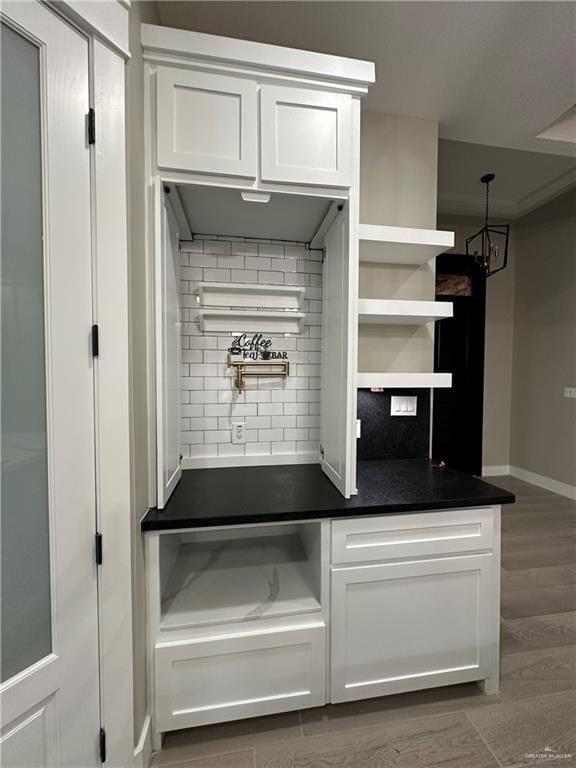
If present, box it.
[180,236,323,462]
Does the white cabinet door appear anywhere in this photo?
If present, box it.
[155,181,182,508]
[321,210,356,497]
[330,554,493,702]
[156,67,257,177]
[260,85,352,187]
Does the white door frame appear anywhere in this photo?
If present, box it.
[45,2,135,766]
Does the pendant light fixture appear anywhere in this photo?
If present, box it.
[466,173,510,277]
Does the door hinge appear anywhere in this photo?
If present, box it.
[87,108,96,145]
[91,324,99,357]
[99,727,106,763]
[95,532,103,566]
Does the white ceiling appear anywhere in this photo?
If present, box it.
[438,139,576,218]
[156,1,576,157]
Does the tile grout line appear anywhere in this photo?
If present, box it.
[464,711,504,768]
[152,745,257,768]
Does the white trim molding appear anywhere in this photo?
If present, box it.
[132,714,152,768]
[482,465,511,477]
[182,453,319,471]
[50,0,130,58]
[509,466,576,501]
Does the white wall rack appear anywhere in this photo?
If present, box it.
[194,282,305,310]
[198,308,305,334]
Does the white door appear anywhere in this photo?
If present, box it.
[0,4,101,767]
[260,85,352,187]
[155,182,182,508]
[320,210,356,497]
[156,67,257,178]
[330,554,493,702]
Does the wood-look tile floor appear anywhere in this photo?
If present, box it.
[151,477,576,768]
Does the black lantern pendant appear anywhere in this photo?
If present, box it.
[466,173,510,277]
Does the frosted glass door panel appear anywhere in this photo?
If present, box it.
[1,22,51,682]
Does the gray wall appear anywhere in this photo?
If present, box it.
[510,189,576,487]
[126,0,160,744]
[437,213,516,470]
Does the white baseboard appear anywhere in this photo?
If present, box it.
[482,465,511,477]
[182,453,318,470]
[509,466,576,501]
[133,715,152,768]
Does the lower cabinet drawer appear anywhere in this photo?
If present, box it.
[331,507,495,564]
[155,622,326,731]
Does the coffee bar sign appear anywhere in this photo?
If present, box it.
[228,333,289,362]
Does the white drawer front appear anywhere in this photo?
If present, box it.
[155,623,325,731]
[156,67,257,178]
[332,508,495,564]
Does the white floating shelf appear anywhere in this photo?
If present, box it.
[195,282,305,310]
[357,372,452,389]
[358,299,453,325]
[359,224,454,265]
[198,308,304,334]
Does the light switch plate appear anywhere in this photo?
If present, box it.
[231,422,246,444]
[391,395,417,416]
[564,386,576,399]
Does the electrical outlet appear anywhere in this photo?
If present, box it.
[564,387,576,399]
[231,422,246,444]
[391,395,417,416]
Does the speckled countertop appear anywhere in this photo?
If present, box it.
[141,459,515,531]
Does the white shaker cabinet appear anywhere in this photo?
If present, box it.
[260,85,353,187]
[156,67,257,177]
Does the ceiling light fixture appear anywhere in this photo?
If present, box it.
[466,173,509,277]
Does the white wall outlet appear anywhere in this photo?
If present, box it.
[564,386,576,399]
[391,395,417,416]
[231,422,246,444]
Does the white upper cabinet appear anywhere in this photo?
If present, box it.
[156,67,257,177]
[260,85,353,187]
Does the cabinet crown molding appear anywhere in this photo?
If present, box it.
[141,24,375,93]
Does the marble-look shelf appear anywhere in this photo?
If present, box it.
[160,534,321,632]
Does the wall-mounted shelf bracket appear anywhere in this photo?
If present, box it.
[229,359,290,393]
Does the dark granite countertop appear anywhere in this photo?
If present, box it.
[141,459,515,531]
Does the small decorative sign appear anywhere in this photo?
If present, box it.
[228,333,289,361]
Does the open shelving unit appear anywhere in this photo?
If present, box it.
[357,372,452,390]
[358,299,453,325]
[160,534,321,632]
[359,224,454,264]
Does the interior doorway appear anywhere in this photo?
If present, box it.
[432,253,487,476]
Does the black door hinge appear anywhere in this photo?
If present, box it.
[99,727,106,763]
[87,108,96,145]
[91,325,99,357]
[95,532,103,566]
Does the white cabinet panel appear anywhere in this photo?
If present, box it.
[332,508,494,564]
[330,554,493,702]
[155,623,325,730]
[156,68,257,177]
[260,85,352,187]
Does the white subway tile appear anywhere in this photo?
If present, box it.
[245,256,271,271]
[309,274,322,287]
[182,350,203,363]
[203,240,232,255]
[188,445,217,459]
[181,377,203,391]
[297,415,320,428]
[271,415,297,428]
[271,441,297,454]
[284,245,306,259]
[231,269,258,283]
[296,364,321,378]
[189,390,218,404]
[296,389,321,402]
[298,260,322,274]
[258,402,283,416]
[181,266,203,281]
[242,390,272,403]
[217,444,246,457]
[271,390,297,403]
[189,417,218,430]
[181,431,204,445]
[180,239,203,254]
[258,428,284,442]
[284,272,309,286]
[231,242,258,257]
[203,350,226,363]
[276,258,298,273]
[258,243,284,258]
[308,428,320,441]
[258,271,284,285]
[204,268,231,282]
[189,253,219,268]
[245,442,271,456]
[284,402,309,415]
[204,430,231,444]
[203,404,232,417]
[190,364,218,377]
[308,402,321,415]
[297,440,319,454]
[284,428,308,441]
[187,336,218,350]
[217,254,245,269]
[181,404,203,417]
